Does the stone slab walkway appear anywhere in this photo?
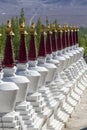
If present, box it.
[62,89,87,130]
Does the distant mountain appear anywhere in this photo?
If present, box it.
[41,0,72,5]
[40,0,87,6]
[0,0,18,5]
[0,0,87,7]
[0,0,87,26]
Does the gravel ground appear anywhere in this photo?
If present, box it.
[62,89,87,130]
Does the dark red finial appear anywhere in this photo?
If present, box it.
[66,31,70,47]
[73,30,76,45]
[75,31,78,44]
[18,22,28,63]
[0,59,2,71]
[69,26,74,46]
[75,26,79,44]
[38,25,46,57]
[46,24,52,54]
[28,23,37,61]
[51,24,57,52]
[62,26,66,49]
[57,24,63,50]
[3,20,15,67]
[18,34,28,63]
[57,31,62,50]
[65,24,70,47]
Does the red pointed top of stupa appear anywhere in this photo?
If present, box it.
[38,25,46,57]
[62,25,67,49]
[57,24,63,50]
[0,59,2,72]
[69,26,74,46]
[46,24,52,54]
[0,32,2,71]
[75,25,79,44]
[18,22,28,63]
[51,24,57,52]
[28,22,37,61]
[66,31,69,47]
[3,20,15,68]
[73,26,76,45]
[65,24,70,47]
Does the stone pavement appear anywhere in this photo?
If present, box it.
[62,89,87,130]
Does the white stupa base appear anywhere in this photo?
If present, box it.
[82,73,87,81]
[70,90,81,101]
[15,101,45,130]
[47,85,66,101]
[27,89,65,130]
[39,87,59,111]
[47,114,64,130]
[79,77,87,87]
[27,92,53,120]
[78,82,86,91]
[66,95,78,107]
[57,108,69,123]
[60,71,72,86]
[0,111,24,130]
[74,86,83,96]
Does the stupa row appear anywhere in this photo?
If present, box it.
[0,20,87,130]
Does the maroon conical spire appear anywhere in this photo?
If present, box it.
[0,59,2,80]
[18,22,28,63]
[65,24,70,47]
[69,26,73,47]
[75,31,78,44]
[51,24,57,52]
[3,20,15,67]
[46,24,52,54]
[73,27,76,45]
[28,23,37,61]
[75,26,79,44]
[38,25,46,57]
[66,31,69,47]
[0,33,2,71]
[62,26,66,49]
[0,59,2,72]
[57,25,63,50]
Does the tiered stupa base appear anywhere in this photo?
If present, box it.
[15,101,45,130]
[2,56,87,130]
[0,111,23,130]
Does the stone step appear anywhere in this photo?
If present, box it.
[30,101,42,107]
[25,117,44,130]
[70,91,80,101]
[33,106,43,112]
[41,107,53,118]
[62,103,74,114]
[27,93,41,101]
[0,120,19,128]
[15,101,29,110]
[1,112,19,122]
[0,126,20,130]
[78,83,85,91]
[57,109,69,123]
[43,96,58,109]
[48,119,64,130]
[59,87,70,95]
[55,94,65,102]
[67,96,77,107]
[80,80,87,87]
[74,87,83,95]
